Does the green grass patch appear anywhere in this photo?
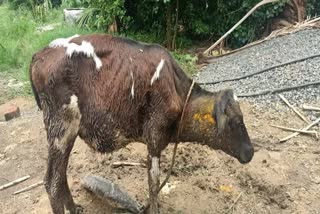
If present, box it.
[0,5,95,83]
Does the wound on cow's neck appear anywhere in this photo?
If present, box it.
[191,97,215,125]
[179,96,217,143]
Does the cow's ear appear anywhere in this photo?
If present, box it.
[213,90,233,134]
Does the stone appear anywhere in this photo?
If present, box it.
[4,106,20,121]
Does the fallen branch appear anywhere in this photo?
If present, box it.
[203,0,280,55]
[0,175,30,191]
[200,17,320,62]
[270,124,318,139]
[278,94,310,123]
[237,81,320,97]
[302,104,320,111]
[111,161,146,168]
[280,117,320,142]
[13,181,44,195]
[199,54,320,85]
[224,191,243,214]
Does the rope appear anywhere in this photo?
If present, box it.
[199,53,320,85]
[238,80,320,97]
[140,80,195,213]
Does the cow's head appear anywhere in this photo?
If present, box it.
[212,89,254,164]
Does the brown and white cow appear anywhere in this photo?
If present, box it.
[29,34,254,214]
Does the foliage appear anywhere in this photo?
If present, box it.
[0,4,93,84]
[78,0,129,31]
[306,0,320,17]
[61,0,86,8]
[124,0,288,48]
[172,51,198,76]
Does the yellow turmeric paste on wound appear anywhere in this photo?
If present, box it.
[192,99,215,125]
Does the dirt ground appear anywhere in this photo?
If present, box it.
[0,95,320,214]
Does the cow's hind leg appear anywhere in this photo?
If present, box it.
[44,95,82,214]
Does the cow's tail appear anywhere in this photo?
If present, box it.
[29,56,42,110]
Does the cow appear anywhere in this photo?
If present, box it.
[29,34,254,214]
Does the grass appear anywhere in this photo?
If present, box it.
[0,4,198,99]
[0,5,94,82]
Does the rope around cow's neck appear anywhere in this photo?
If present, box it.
[140,80,195,213]
[158,79,195,191]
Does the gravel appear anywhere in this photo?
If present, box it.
[196,28,320,121]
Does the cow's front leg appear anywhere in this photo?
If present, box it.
[147,153,160,214]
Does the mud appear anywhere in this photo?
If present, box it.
[0,97,320,214]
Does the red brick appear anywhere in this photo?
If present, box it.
[4,106,21,121]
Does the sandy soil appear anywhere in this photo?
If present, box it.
[0,95,320,214]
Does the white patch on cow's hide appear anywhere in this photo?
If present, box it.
[93,54,102,70]
[69,94,79,111]
[66,41,102,70]
[150,157,160,184]
[49,34,79,48]
[233,94,238,101]
[130,71,135,99]
[150,59,165,85]
[55,95,81,153]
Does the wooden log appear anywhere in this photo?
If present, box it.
[280,117,320,142]
[0,175,30,191]
[278,94,310,124]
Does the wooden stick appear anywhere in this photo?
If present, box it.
[203,0,280,55]
[0,175,30,191]
[238,81,320,97]
[278,95,310,124]
[280,117,320,142]
[225,191,243,214]
[111,161,146,168]
[13,181,44,195]
[270,124,318,139]
[302,104,320,111]
[201,17,320,63]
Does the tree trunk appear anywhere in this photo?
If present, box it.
[172,0,179,50]
[293,0,305,22]
[166,2,173,50]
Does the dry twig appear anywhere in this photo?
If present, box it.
[13,181,44,195]
[0,175,30,191]
[225,191,243,214]
[270,124,318,139]
[111,161,146,168]
[278,94,310,123]
[280,117,320,142]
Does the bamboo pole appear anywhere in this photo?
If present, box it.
[203,0,280,55]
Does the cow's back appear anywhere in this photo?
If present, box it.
[30,34,184,152]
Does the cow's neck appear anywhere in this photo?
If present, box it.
[176,89,218,144]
